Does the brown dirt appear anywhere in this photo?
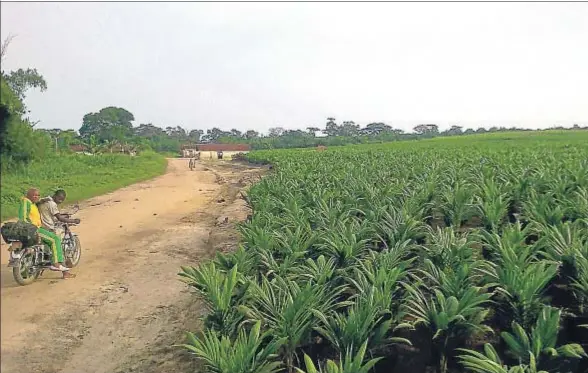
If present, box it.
[0,158,266,373]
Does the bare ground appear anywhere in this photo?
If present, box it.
[0,159,266,373]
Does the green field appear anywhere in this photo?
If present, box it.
[180,130,588,373]
[1,152,167,220]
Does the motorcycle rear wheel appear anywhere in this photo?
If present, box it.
[13,252,40,286]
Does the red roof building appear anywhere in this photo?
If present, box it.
[195,144,251,152]
[70,144,88,152]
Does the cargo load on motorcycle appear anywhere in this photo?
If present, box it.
[1,221,39,247]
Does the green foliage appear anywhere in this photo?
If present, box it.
[238,276,344,372]
[3,68,47,106]
[296,341,383,373]
[1,152,166,220]
[181,132,588,373]
[179,264,248,336]
[0,75,52,166]
[79,106,135,142]
[458,307,586,373]
[500,307,586,365]
[180,320,285,373]
[459,344,547,373]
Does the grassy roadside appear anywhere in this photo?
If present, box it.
[1,152,167,220]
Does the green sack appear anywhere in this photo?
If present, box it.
[1,221,39,246]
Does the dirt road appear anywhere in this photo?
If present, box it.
[0,159,265,373]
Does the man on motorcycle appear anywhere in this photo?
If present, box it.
[38,189,79,279]
[18,188,72,278]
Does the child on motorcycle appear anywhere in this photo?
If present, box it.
[38,189,80,278]
[18,188,73,279]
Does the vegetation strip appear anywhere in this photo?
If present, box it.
[1,152,167,220]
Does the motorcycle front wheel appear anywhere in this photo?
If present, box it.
[65,236,82,268]
[13,251,40,286]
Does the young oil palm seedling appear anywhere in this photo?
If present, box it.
[276,196,313,230]
[499,307,586,367]
[537,220,588,280]
[474,176,511,232]
[403,282,493,373]
[478,222,537,266]
[238,276,345,373]
[476,191,510,233]
[179,263,247,336]
[491,261,558,329]
[317,219,373,268]
[440,180,476,228]
[568,186,588,221]
[521,190,565,227]
[313,290,411,355]
[417,259,487,300]
[401,178,438,222]
[375,205,426,246]
[503,166,533,218]
[180,320,285,373]
[257,226,318,279]
[295,340,382,373]
[214,245,258,278]
[570,254,588,315]
[239,220,278,253]
[422,227,476,271]
[348,248,413,312]
[288,255,341,287]
[307,198,354,231]
[459,343,548,373]
[537,221,588,314]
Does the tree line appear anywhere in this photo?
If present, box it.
[1,36,586,170]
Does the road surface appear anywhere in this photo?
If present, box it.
[0,159,264,373]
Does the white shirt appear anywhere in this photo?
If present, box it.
[39,196,60,231]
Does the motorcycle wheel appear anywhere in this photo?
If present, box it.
[13,251,40,286]
[66,236,82,268]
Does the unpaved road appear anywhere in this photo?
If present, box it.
[0,159,265,373]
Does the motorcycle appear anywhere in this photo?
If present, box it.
[188,153,200,171]
[6,205,82,286]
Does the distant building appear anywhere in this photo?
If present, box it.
[180,143,251,160]
[70,144,89,153]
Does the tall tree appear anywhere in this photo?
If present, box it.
[306,127,321,136]
[203,127,230,143]
[134,123,165,138]
[189,129,204,142]
[340,121,360,136]
[0,75,51,164]
[230,128,243,138]
[324,117,340,136]
[268,127,285,137]
[446,125,463,136]
[165,126,188,141]
[79,107,135,142]
[413,124,439,135]
[245,130,260,139]
[362,122,392,136]
[3,68,47,104]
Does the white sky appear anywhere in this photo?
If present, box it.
[1,2,587,133]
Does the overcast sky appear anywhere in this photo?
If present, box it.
[1,2,587,134]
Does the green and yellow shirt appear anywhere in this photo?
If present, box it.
[18,197,42,228]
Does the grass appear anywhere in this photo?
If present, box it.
[1,151,167,220]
